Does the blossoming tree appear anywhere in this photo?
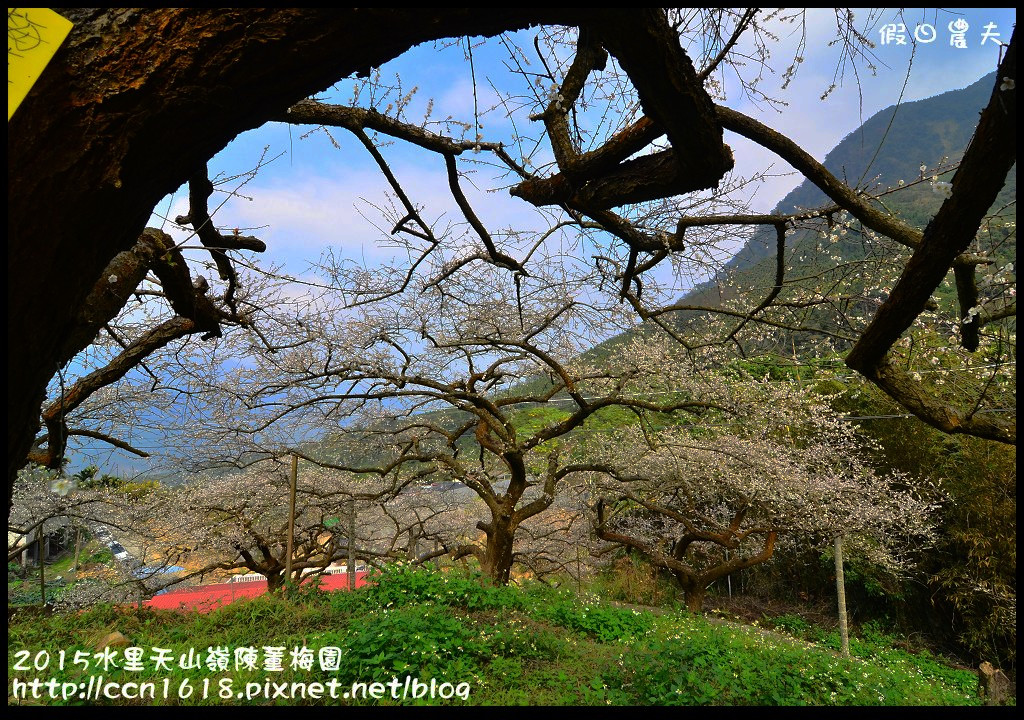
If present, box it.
[585,377,939,612]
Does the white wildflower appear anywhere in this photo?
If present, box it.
[50,476,76,497]
[1000,77,1015,91]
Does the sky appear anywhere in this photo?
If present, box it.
[149,7,1016,272]
[70,8,1018,477]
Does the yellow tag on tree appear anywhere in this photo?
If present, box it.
[8,7,73,121]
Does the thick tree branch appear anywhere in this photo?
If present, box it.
[846,35,1016,444]
[32,317,197,469]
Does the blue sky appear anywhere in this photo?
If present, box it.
[149,8,1015,273]
[73,8,1018,477]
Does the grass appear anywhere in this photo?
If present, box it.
[8,543,112,607]
[7,565,984,706]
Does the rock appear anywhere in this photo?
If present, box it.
[96,631,129,652]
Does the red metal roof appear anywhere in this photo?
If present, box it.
[143,571,369,612]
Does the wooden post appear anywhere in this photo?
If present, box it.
[726,549,732,599]
[347,497,356,590]
[285,453,298,588]
[72,524,82,574]
[37,524,46,607]
[835,535,850,658]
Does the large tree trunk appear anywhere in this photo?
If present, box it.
[6,8,592,513]
[671,569,705,612]
[265,570,286,593]
[683,586,707,613]
[481,517,517,586]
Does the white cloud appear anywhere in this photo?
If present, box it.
[149,156,551,279]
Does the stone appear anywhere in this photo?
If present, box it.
[96,631,129,652]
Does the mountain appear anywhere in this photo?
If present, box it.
[581,71,1015,364]
[726,71,1009,273]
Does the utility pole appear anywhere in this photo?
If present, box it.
[347,497,356,590]
[285,453,298,589]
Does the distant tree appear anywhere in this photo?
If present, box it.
[169,257,734,585]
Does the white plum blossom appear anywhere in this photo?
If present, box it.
[49,476,77,496]
[963,305,983,324]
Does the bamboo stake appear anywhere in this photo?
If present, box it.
[285,453,298,589]
[835,534,850,658]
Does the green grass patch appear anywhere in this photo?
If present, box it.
[8,566,981,706]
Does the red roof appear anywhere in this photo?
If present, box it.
[143,571,369,612]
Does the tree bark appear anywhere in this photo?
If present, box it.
[265,571,286,593]
[683,585,706,613]
[481,516,517,586]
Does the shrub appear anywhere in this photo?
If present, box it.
[767,613,812,636]
[541,600,653,642]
